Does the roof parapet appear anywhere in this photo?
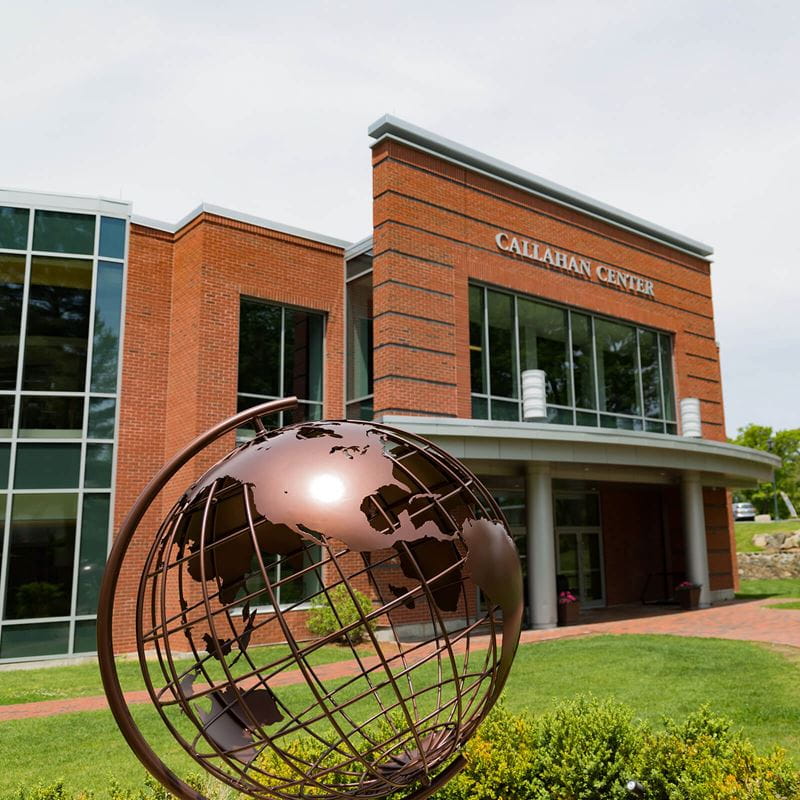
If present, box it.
[368,114,713,259]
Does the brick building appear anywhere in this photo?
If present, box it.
[0,116,776,661]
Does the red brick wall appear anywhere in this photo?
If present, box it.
[371,138,734,596]
[371,139,726,439]
[112,215,345,651]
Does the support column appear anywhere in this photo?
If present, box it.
[526,463,557,629]
[681,470,711,607]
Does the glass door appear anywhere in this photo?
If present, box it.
[554,491,604,607]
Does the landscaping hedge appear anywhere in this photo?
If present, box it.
[9,696,800,799]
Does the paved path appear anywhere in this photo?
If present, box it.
[2,598,798,723]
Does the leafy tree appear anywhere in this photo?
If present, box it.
[731,424,800,516]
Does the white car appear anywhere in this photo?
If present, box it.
[732,501,757,521]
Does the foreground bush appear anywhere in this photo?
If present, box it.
[439,697,800,800]
[9,698,799,799]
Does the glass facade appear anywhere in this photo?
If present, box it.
[0,203,126,660]
[237,297,324,434]
[470,284,677,432]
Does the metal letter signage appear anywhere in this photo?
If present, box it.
[495,231,655,298]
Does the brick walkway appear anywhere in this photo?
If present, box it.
[1,597,797,723]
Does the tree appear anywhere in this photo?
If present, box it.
[731,424,800,517]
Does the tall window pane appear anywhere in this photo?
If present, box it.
[76,494,110,615]
[0,254,26,389]
[487,290,517,398]
[5,494,78,619]
[571,313,596,410]
[284,309,323,403]
[90,262,123,392]
[346,273,373,402]
[239,299,281,397]
[33,211,95,255]
[595,319,639,416]
[518,298,570,406]
[659,334,676,421]
[639,329,662,418]
[0,207,29,250]
[469,285,486,394]
[22,257,92,391]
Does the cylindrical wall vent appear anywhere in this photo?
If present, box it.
[522,369,547,420]
[680,397,702,437]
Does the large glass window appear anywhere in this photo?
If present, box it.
[469,285,677,433]
[238,297,324,432]
[0,203,125,660]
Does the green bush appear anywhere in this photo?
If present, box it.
[307,583,374,645]
[435,697,800,800]
[637,706,800,799]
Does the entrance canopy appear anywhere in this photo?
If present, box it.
[381,416,778,488]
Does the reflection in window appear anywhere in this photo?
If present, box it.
[595,319,639,416]
[0,254,26,390]
[346,272,373,416]
[238,298,324,432]
[518,298,570,406]
[90,262,123,392]
[33,211,95,255]
[5,494,78,619]
[77,494,110,615]
[469,285,676,431]
[0,207,30,250]
[19,395,84,438]
[22,257,92,391]
[488,290,516,399]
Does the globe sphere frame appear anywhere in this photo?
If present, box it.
[97,397,523,800]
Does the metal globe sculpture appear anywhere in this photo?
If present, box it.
[98,398,523,800]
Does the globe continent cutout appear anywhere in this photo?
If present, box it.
[137,419,523,799]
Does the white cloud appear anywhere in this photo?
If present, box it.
[1,0,797,432]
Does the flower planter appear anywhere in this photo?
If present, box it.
[675,586,701,610]
[557,601,581,626]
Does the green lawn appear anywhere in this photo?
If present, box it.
[2,634,800,797]
[735,519,800,553]
[737,577,800,599]
[0,642,371,706]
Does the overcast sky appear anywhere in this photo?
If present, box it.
[2,1,797,436]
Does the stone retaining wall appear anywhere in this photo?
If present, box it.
[738,551,800,581]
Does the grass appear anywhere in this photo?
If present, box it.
[767,601,800,610]
[735,519,800,553]
[2,634,800,797]
[0,642,371,706]
[737,577,800,599]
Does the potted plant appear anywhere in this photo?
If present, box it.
[557,590,580,626]
[674,580,701,610]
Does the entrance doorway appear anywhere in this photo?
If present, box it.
[555,492,604,607]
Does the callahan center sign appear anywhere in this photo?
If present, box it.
[495,232,655,298]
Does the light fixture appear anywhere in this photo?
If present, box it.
[680,397,702,437]
[521,369,547,420]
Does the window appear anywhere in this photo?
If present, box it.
[0,203,126,660]
[346,269,373,420]
[469,285,677,433]
[237,298,324,433]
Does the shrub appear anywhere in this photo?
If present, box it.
[434,697,800,800]
[307,584,374,645]
[637,706,800,800]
